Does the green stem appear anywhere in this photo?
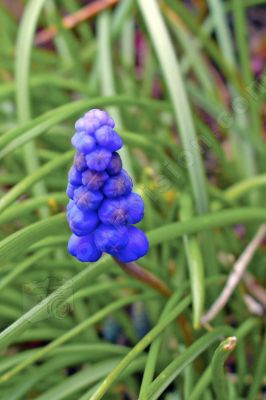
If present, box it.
[0,151,73,214]
[164,0,239,89]
[139,286,188,399]
[190,319,259,400]
[233,0,262,149]
[0,293,153,383]
[207,0,235,65]
[189,366,212,400]
[247,332,266,400]
[97,11,134,178]
[90,296,191,400]
[1,208,266,263]
[207,0,257,179]
[111,0,135,40]
[147,328,232,400]
[0,192,66,224]
[137,0,208,214]
[0,96,170,157]
[211,336,237,400]
[0,257,112,351]
[15,0,47,214]
[148,207,266,245]
[224,174,266,200]
[0,213,68,263]
[137,0,220,288]
[0,249,50,292]
[180,194,205,328]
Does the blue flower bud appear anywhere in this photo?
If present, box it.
[68,233,102,262]
[94,224,129,254]
[86,148,112,171]
[106,152,122,176]
[85,109,115,128]
[98,197,127,226]
[102,170,133,198]
[67,109,149,263]
[82,169,108,191]
[74,152,87,172]
[67,204,99,236]
[124,192,144,224]
[95,126,123,151]
[68,166,82,186]
[99,192,144,225]
[113,226,149,262]
[66,199,74,213]
[66,183,78,199]
[75,118,86,132]
[75,116,101,134]
[71,132,96,153]
[74,186,103,211]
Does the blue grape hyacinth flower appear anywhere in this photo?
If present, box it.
[66,109,149,263]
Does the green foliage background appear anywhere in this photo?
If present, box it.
[0,0,265,399]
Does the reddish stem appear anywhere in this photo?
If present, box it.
[114,258,172,298]
[113,258,193,346]
[35,0,119,45]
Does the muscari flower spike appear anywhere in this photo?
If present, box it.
[66,109,149,263]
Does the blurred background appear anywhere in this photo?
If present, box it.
[0,1,265,399]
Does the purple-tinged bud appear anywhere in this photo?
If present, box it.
[67,204,99,236]
[85,109,115,128]
[102,170,133,198]
[113,226,149,262]
[74,186,103,211]
[74,152,87,172]
[66,200,75,213]
[82,169,109,191]
[68,233,102,262]
[98,192,144,225]
[106,152,122,176]
[98,197,127,226]
[71,132,96,153]
[86,148,112,172]
[66,183,78,199]
[68,166,82,186]
[75,118,86,132]
[95,126,123,151]
[94,224,129,254]
[82,118,102,134]
[124,192,144,224]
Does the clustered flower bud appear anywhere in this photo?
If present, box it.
[66,109,149,263]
